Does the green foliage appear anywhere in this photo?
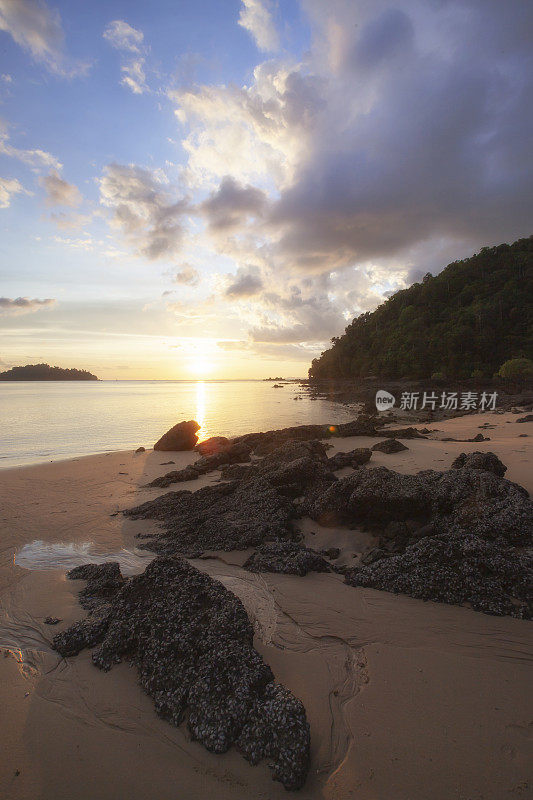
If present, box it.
[309,236,533,381]
[497,357,533,380]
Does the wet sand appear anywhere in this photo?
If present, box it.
[0,411,531,799]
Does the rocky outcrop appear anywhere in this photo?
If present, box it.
[371,439,409,454]
[451,451,507,477]
[146,442,252,488]
[154,420,200,451]
[128,440,337,555]
[244,542,331,576]
[308,463,532,548]
[517,414,533,423]
[375,427,426,439]
[346,534,532,619]
[53,557,310,790]
[195,436,230,456]
[327,448,372,470]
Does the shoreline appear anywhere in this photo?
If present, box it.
[0,410,531,798]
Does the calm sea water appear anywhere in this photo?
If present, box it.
[0,380,355,469]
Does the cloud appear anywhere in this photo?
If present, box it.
[170,64,324,187]
[225,267,263,298]
[0,296,56,315]
[0,124,61,171]
[0,0,89,76]
[102,19,143,52]
[0,176,27,208]
[201,176,267,231]
[238,0,279,53]
[99,163,189,260]
[174,265,200,286]
[103,20,148,94]
[40,169,82,207]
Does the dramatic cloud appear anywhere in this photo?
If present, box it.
[173,0,532,289]
[0,0,88,76]
[201,176,267,231]
[174,265,199,286]
[99,163,189,259]
[0,176,27,208]
[103,20,148,94]
[40,170,82,207]
[225,267,263,298]
[170,64,325,187]
[238,0,279,53]
[0,296,56,314]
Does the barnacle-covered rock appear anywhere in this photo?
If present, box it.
[67,562,126,611]
[346,534,532,619]
[244,542,330,576]
[309,466,533,547]
[450,450,507,477]
[127,439,336,554]
[371,439,409,454]
[53,557,310,790]
[327,448,372,470]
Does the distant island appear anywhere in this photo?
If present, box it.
[0,363,99,381]
[309,236,533,382]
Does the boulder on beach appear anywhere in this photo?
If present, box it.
[53,557,310,790]
[244,541,331,576]
[327,448,372,469]
[195,436,230,456]
[371,439,409,454]
[451,451,507,477]
[154,420,200,451]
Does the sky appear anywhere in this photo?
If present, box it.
[0,0,531,380]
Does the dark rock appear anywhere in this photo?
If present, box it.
[360,547,389,566]
[451,451,507,477]
[127,440,335,555]
[154,420,200,451]
[67,562,127,611]
[43,616,61,625]
[244,542,330,576]
[308,465,533,548]
[147,466,200,488]
[145,442,253,488]
[135,446,146,453]
[327,448,372,470]
[53,557,310,790]
[195,436,230,456]
[517,414,533,423]
[371,439,409,454]
[320,547,341,560]
[232,415,378,456]
[472,433,489,442]
[346,534,532,619]
[219,463,252,481]
[519,434,528,438]
[375,427,426,439]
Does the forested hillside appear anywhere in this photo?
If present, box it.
[309,237,532,381]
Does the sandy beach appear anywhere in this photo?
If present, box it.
[0,411,531,800]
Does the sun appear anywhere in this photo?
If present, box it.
[189,356,214,377]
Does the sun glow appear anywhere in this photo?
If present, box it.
[190,357,214,377]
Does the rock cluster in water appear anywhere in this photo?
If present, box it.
[53,557,310,790]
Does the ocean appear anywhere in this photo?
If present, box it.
[0,380,355,469]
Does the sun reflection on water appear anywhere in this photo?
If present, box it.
[195,381,208,441]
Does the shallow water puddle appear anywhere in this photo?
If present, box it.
[15,540,155,576]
